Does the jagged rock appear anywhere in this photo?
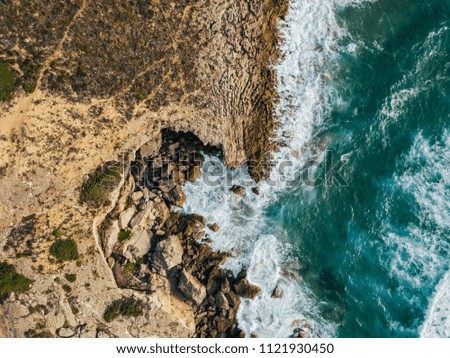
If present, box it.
[233,279,261,299]
[207,223,219,232]
[231,185,245,196]
[131,191,143,202]
[163,185,186,207]
[153,235,183,270]
[119,206,135,229]
[215,291,230,311]
[180,214,206,235]
[140,136,162,158]
[178,269,206,305]
[188,165,202,182]
[129,203,155,229]
[103,220,120,257]
[220,278,230,294]
[251,187,261,195]
[271,285,283,299]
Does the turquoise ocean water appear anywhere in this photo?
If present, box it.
[183,0,450,337]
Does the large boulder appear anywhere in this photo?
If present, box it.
[119,206,135,229]
[129,203,155,229]
[140,136,162,158]
[178,269,206,305]
[163,185,186,207]
[126,228,152,259]
[233,278,261,299]
[103,220,120,257]
[153,235,183,270]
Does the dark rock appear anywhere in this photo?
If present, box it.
[207,223,219,232]
[234,278,261,299]
[153,235,183,270]
[231,185,245,196]
[271,285,283,298]
[162,185,186,207]
[251,187,261,195]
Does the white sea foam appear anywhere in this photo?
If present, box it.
[382,131,450,334]
[421,270,450,338]
[182,0,375,338]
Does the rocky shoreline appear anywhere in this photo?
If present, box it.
[99,130,261,337]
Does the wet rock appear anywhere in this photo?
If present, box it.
[119,207,135,229]
[271,285,283,299]
[140,137,162,158]
[178,269,206,305]
[153,235,183,270]
[231,185,245,196]
[207,223,219,232]
[233,278,261,299]
[179,214,206,235]
[163,185,186,207]
[188,165,202,182]
[251,187,261,195]
[215,291,229,311]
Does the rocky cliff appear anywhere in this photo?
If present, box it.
[0,0,287,337]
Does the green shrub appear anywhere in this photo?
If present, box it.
[103,297,143,322]
[50,239,79,261]
[0,261,32,302]
[25,329,53,338]
[52,229,62,238]
[117,229,131,242]
[62,284,72,293]
[64,273,77,283]
[0,62,14,101]
[80,164,122,207]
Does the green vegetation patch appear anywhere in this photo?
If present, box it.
[80,163,122,207]
[0,261,32,302]
[0,62,15,101]
[64,273,77,283]
[117,229,131,242]
[103,297,143,322]
[50,239,79,261]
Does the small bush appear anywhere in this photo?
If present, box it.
[52,229,62,238]
[64,274,77,283]
[25,329,53,338]
[117,229,131,242]
[0,62,14,101]
[0,261,32,302]
[80,164,122,207]
[62,284,72,293]
[50,239,79,261]
[103,297,143,322]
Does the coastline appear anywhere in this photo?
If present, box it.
[0,0,288,337]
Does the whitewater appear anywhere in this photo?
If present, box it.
[182,0,450,338]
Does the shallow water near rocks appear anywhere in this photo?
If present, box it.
[183,0,450,337]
